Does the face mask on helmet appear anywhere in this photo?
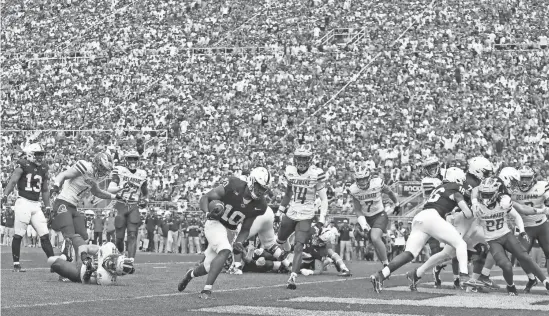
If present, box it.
[126,157,139,170]
[248,179,268,200]
[519,175,534,192]
[356,176,370,190]
[103,254,134,276]
[294,155,311,173]
[479,190,499,208]
[423,162,440,178]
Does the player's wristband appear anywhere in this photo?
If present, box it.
[278,205,286,213]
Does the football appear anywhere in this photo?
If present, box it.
[208,200,225,215]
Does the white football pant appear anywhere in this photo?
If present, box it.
[203,220,232,272]
[14,198,49,237]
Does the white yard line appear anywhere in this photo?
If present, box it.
[2,276,371,309]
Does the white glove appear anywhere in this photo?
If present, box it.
[300,269,314,276]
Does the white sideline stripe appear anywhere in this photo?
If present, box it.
[288,296,549,311]
[0,261,197,271]
[192,305,410,316]
[1,276,371,309]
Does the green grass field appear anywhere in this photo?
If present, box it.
[1,246,548,316]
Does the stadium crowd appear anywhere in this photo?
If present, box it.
[1,0,549,266]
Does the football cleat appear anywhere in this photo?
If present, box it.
[462,278,486,289]
[13,264,26,272]
[433,265,445,288]
[453,278,463,290]
[338,269,352,277]
[177,269,193,292]
[406,269,421,292]
[524,278,538,293]
[507,285,518,296]
[58,276,71,282]
[478,274,500,290]
[287,273,297,290]
[82,258,94,282]
[227,263,243,275]
[370,272,384,294]
[198,290,213,300]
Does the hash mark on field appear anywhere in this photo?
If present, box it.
[192,305,412,316]
[2,276,372,309]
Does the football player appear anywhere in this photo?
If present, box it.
[227,206,289,275]
[432,156,494,290]
[107,151,148,264]
[473,177,549,295]
[177,167,271,299]
[48,241,134,285]
[1,143,55,272]
[349,165,400,268]
[275,145,332,290]
[420,157,443,197]
[512,166,549,289]
[51,152,124,260]
[371,167,474,293]
[302,223,351,275]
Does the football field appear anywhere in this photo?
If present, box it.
[1,246,548,316]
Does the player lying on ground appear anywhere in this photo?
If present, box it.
[48,241,134,285]
[349,165,400,269]
[227,206,291,275]
[177,167,271,299]
[2,143,55,272]
[370,167,476,293]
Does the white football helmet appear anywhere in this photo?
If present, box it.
[103,254,134,276]
[294,145,313,173]
[478,177,502,208]
[444,167,466,185]
[24,143,46,165]
[354,165,372,190]
[468,156,493,181]
[319,228,334,243]
[124,150,140,171]
[498,167,520,192]
[93,152,114,178]
[247,167,271,200]
[518,166,536,192]
[422,156,440,178]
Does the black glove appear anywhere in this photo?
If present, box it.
[50,184,60,195]
[233,242,245,255]
[393,203,401,216]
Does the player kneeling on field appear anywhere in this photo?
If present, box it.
[48,241,134,285]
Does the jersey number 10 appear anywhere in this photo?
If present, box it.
[221,205,244,227]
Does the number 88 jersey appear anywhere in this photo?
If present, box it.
[348,178,385,217]
[283,165,326,221]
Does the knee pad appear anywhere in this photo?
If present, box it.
[127,231,137,239]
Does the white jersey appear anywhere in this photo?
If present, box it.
[477,195,513,241]
[284,165,326,221]
[112,166,148,203]
[348,177,386,217]
[512,181,549,227]
[58,160,99,206]
[81,242,119,285]
[421,177,443,198]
